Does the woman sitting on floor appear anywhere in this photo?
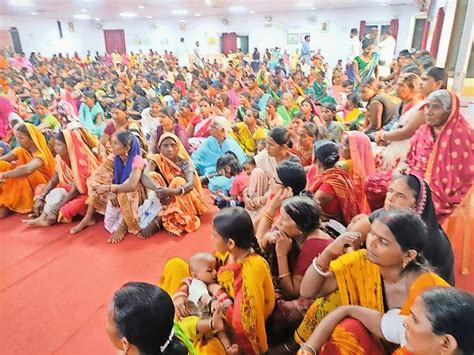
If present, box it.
[290,122,318,167]
[365,89,473,222]
[140,132,207,238]
[230,108,267,156]
[191,116,247,192]
[187,97,215,150]
[107,282,195,354]
[71,131,146,243]
[161,207,275,354]
[318,103,345,143]
[307,140,364,225]
[27,99,61,132]
[78,90,106,137]
[259,195,332,341]
[349,173,455,285]
[0,123,55,217]
[283,209,450,353]
[140,97,161,144]
[23,129,99,227]
[149,107,190,154]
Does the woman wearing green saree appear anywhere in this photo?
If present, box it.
[353,38,379,91]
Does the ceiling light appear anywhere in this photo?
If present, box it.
[310,6,316,10]
[119,12,137,17]
[171,9,188,15]
[380,3,388,5]
[229,6,246,12]
[147,16,153,19]
[249,10,255,14]
[8,0,34,6]
[138,5,145,9]
[74,13,91,19]
[94,17,101,21]
[80,8,88,12]
[195,13,201,16]
[30,11,37,15]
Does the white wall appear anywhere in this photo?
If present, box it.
[1,3,418,66]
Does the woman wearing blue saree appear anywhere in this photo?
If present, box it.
[353,38,379,91]
[78,90,105,137]
[191,116,247,192]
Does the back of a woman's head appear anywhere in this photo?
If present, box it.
[276,160,307,195]
[116,130,134,147]
[283,196,321,234]
[375,209,427,254]
[347,92,363,108]
[421,287,474,355]
[159,107,175,119]
[268,126,292,148]
[313,139,339,168]
[216,153,242,175]
[113,282,184,355]
[213,207,256,250]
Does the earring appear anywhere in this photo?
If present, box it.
[402,261,407,269]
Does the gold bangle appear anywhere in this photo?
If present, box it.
[278,272,291,279]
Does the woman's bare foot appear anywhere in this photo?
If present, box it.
[225,344,239,355]
[0,207,12,218]
[23,214,51,227]
[70,217,96,234]
[139,218,161,239]
[107,225,127,244]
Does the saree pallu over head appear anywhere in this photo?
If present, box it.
[56,129,100,194]
[422,92,474,222]
[217,253,275,355]
[113,134,141,184]
[347,131,375,214]
[25,123,56,177]
[309,167,363,225]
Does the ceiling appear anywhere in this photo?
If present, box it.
[1,0,416,21]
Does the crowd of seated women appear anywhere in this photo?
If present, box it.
[0,44,472,354]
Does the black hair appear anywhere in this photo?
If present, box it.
[398,49,412,58]
[313,140,339,168]
[301,122,317,138]
[159,107,176,119]
[171,87,182,96]
[55,130,66,143]
[112,101,127,112]
[426,67,448,89]
[83,89,96,101]
[321,102,337,113]
[419,55,434,69]
[268,126,293,149]
[283,196,321,234]
[216,153,242,176]
[213,207,262,255]
[199,80,209,90]
[374,209,429,273]
[350,28,358,35]
[116,130,134,148]
[342,79,354,88]
[276,161,307,195]
[247,108,260,119]
[239,92,250,101]
[347,92,363,108]
[243,157,256,166]
[15,123,30,136]
[401,64,422,76]
[421,287,474,355]
[113,282,188,355]
[34,98,49,108]
[361,38,374,50]
[198,97,212,106]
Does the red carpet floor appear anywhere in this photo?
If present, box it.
[0,201,472,355]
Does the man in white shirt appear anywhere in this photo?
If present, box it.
[177,37,189,68]
[379,29,396,77]
[194,41,204,68]
[347,28,360,81]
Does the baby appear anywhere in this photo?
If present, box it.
[187,252,238,354]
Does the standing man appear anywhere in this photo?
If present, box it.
[378,29,396,77]
[194,41,204,68]
[177,37,189,68]
[346,28,360,81]
[300,34,311,65]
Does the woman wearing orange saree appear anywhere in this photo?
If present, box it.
[280,209,449,354]
[162,207,275,355]
[139,132,207,237]
[308,140,363,225]
[71,131,146,243]
[0,123,55,217]
[23,128,99,226]
[338,131,375,214]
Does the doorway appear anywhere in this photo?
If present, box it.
[103,29,126,54]
[237,35,249,54]
[220,32,237,54]
[9,27,22,54]
[411,18,427,50]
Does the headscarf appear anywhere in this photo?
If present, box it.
[24,123,55,177]
[423,91,474,221]
[0,97,13,138]
[113,133,141,184]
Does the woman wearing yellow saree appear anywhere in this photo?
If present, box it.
[139,132,207,238]
[160,207,275,355]
[280,209,449,353]
[23,128,99,226]
[0,123,55,217]
[71,131,146,243]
